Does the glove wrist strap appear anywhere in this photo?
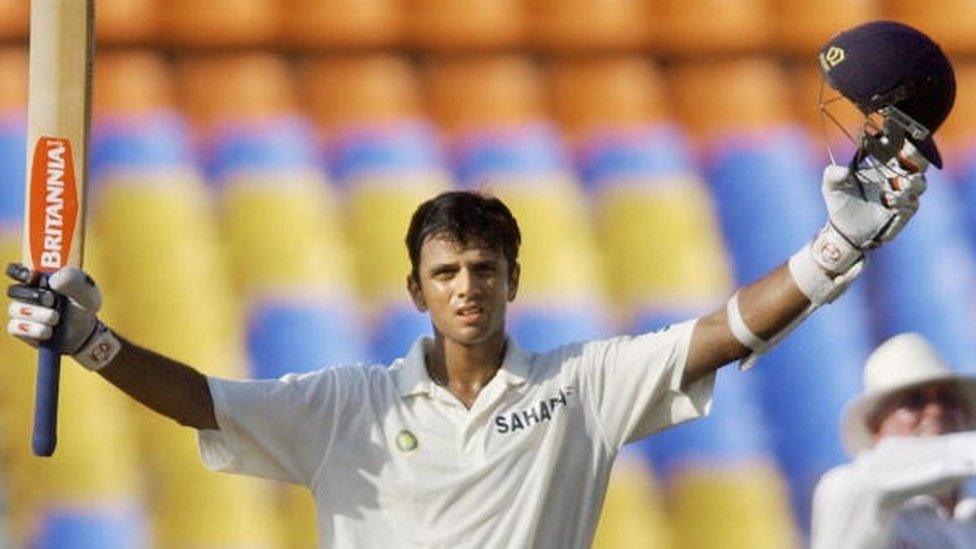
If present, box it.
[789,237,865,306]
[73,323,121,372]
[811,223,863,274]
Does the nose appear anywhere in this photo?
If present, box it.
[453,267,481,298]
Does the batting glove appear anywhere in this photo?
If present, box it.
[6,264,121,371]
[790,140,928,306]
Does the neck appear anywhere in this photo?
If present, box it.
[426,331,507,408]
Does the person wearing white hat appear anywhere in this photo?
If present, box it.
[811,333,976,549]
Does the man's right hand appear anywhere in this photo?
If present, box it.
[6,264,121,371]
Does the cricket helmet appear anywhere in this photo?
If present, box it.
[818,21,955,168]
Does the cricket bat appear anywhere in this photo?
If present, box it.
[23,0,94,456]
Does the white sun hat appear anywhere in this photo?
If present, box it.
[841,333,976,456]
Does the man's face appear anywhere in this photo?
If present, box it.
[407,235,519,347]
[870,381,975,442]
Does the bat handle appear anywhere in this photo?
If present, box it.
[32,279,62,457]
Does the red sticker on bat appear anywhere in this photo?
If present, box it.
[28,137,79,273]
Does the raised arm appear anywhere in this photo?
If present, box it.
[7,265,217,430]
[682,143,929,388]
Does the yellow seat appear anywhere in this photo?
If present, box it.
[667,58,793,141]
[281,0,400,49]
[177,53,296,131]
[97,0,158,44]
[346,176,450,304]
[887,0,976,54]
[597,178,733,316]
[769,0,877,55]
[593,454,673,549]
[548,56,669,140]
[221,173,352,297]
[667,465,800,549]
[528,0,650,52]
[653,0,769,55]
[157,0,277,47]
[299,54,423,130]
[0,0,27,41]
[424,55,546,134]
[404,0,524,51]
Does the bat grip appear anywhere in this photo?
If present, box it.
[32,280,62,457]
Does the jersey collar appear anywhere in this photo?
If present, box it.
[395,335,532,398]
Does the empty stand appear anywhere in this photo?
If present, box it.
[769,0,877,55]
[528,0,650,52]
[887,0,976,54]
[281,0,401,49]
[157,0,278,47]
[591,451,673,549]
[404,0,524,51]
[652,0,769,55]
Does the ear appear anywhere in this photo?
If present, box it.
[407,274,427,312]
[507,262,520,302]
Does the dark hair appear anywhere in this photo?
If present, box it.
[406,191,521,281]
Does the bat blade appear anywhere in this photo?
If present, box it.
[23,0,94,457]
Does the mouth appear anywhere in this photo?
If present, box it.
[456,304,485,322]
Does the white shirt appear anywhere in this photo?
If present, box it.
[197,320,714,548]
[811,432,976,549]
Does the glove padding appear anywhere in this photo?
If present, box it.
[814,140,929,274]
[7,265,120,371]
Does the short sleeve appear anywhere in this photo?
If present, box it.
[577,319,714,448]
[197,367,350,486]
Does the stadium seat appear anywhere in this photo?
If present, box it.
[507,302,607,353]
[281,0,400,49]
[403,0,524,51]
[652,0,769,55]
[0,0,27,41]
[157,0,277,47]
[369,303,432,365]
[943,62,976,256]
[300,55,424,130]
[768,0,877,55]
[887,0,976,54]
[867,168,976,371]
[424,56,546,134]
[94,51,176,118]
[548,57,668,139]
[591,451,673,548]
[177,53,296,130]
[97,0,158,44]
[527,0,650,52]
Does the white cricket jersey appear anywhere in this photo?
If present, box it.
[197,320,714,549]
[811,432,976,549]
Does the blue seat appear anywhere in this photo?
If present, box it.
[452,122,571,188]
[35,505,148,549]
[868,168,976,371]
[0,114,25,227]
[91,113,194,183]
[246,298,368,378]
[507,304,607,353]
[577,125,693,192]
[327,120,447,188]
[704,127,870,532]
[203,116,321,185]
[369,303,432,365]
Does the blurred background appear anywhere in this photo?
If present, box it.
[1,1,975,547]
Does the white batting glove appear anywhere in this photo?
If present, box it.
[6,265,121,371]
[790,141,928,306]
